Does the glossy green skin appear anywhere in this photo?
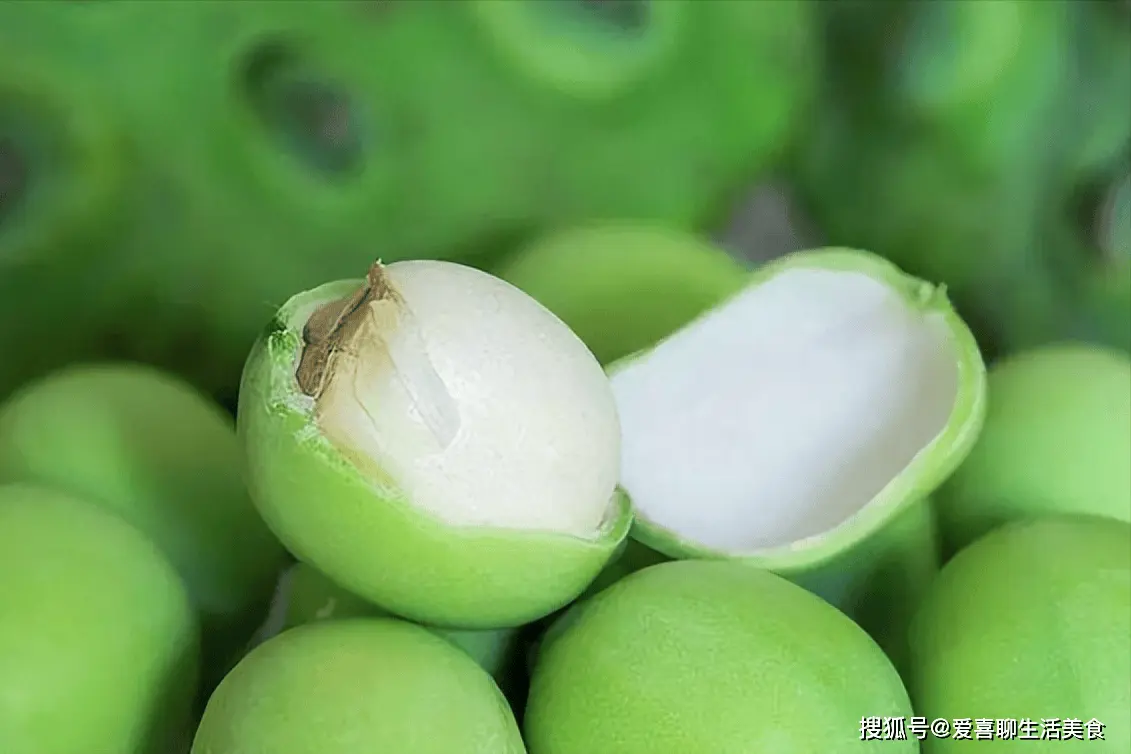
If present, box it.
[238,279,633,630]
[908,516,1131,754]
[280,562,525,697]
[937,343,1131,557]
[531,508,939,682]
[0,363,286,677]
[193,618,525,754]
[0,0,816,401]
[0,484,200,754]
[795,0,1131,356]
[497,223,750,366]
[526,560,915,754]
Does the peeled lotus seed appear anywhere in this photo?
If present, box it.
[238,259,632,628]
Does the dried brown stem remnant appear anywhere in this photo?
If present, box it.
[296,261,401,398]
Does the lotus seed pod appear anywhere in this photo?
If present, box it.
[0,484,200,754]
[238,259,630,629]
[0,1,818,401]
[469,0,688,100]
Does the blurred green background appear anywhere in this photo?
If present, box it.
[1,0,1127,406]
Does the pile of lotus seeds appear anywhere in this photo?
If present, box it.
[0,229,1128,753]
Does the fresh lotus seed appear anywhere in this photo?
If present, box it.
[238,259,632,629]
[607,248,986,617]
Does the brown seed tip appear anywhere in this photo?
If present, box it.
[295,260,401,398]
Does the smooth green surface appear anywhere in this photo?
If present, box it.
[497,223,750,365]
[908,516,1131,753]
[0,484,200,754]
[192,618,525,754]
[526,560,915,753]
[0,363,286,667]
[937,343,1131,555]
[238,279,632,630]
[282,562,524,690]
[0,1,816,400]
[573,501,942,677]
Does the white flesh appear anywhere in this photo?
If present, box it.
[312,260,621,538]
[610,267,960,553]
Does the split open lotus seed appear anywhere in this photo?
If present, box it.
[238,259,631,629]
[606,247,987,606]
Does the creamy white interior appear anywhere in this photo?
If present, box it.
[311,260,621,537]
[610,267,960,553]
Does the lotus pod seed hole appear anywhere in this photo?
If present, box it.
[540,0,651,36]
[612,266,961,554]
[240,42,365,178]
[291,260,621,537]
